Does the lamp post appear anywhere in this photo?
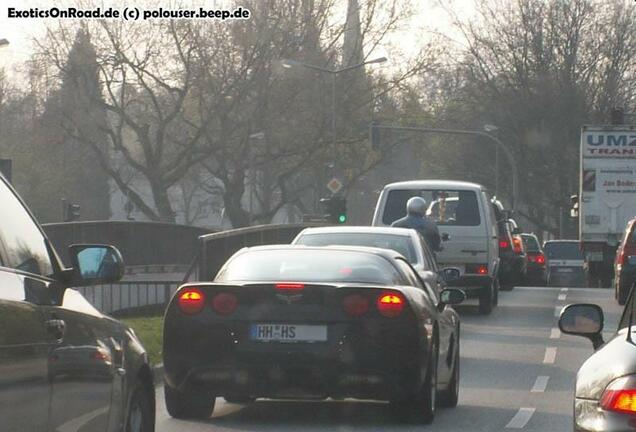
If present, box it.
[281,56,387,182]
[248,132,265,225]
[484,124,500,197]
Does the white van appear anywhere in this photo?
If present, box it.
[372,180,500,314]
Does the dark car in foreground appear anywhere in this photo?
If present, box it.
[614,218,636,305]
[545,240,586,287]
[559,286,636,431]
[163,245,465,424]
[521,233,546,286]
[0,174,155,432]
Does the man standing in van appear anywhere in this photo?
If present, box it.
[392,196,442,252]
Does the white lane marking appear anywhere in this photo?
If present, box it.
[531,376,550,393]
[55,405,110,432]
[550,327,561,339]
[558,294,567,301]
[543,347,557,364]
[506,407,536,429]
[561,288,568,292]
[554,305,562,317]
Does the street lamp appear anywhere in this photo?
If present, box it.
[281,56,387,183]
[248,132,265,225]
[484,124,500,198]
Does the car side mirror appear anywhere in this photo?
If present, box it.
[69,244,124,286]
[439,288,465,306]
[558,303,605,350]
[441,267,461,283]
[441,233,450,241]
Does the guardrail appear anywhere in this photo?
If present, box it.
[78,280,182,314]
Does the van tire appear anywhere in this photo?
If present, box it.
[478,284,493,315]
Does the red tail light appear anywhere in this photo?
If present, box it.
[211,292,238,315]
[377,292,405,318]
[536,253,546,265]
[343,294,370,317]
[600,376,636,414]
[499,239,511,250]
[275,283,305,291]
[512,236,523,254]
[466,264,488,275]
[178,288,205,315]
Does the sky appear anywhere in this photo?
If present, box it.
[0,0,476,78]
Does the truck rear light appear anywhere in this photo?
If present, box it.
[600,376,636,414]
[377,292,405,318]
[343,294,369,317]
[211,292,238,315]
[178,288,206,315]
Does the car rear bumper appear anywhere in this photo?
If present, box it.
[164,320,426,401]
[548,268,585,287]
[574,397,636,431]
[453,275,493,297]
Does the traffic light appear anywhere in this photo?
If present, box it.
[320,196,347,224]
[62,200,81,222]
[370,121,381,151]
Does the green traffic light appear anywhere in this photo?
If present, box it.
[338,214,347,223]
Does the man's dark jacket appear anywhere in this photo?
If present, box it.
[391,214,442,251]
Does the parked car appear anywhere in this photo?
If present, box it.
[491,200,526,290]
[614,218,636,305]
[544,240,586,287]
[372,180,500,314]
[291,226,457,295]
[521,233,546,286]
[559,289,636,431]
[163,245,465,423]
[0,174,155,432]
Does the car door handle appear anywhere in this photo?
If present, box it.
[45,319,66,340]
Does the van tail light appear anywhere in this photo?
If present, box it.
[600,376,636,414]
[512,236,524,254]
[178,288,206,315]
[377,292,405,318]
[466,264,488,275]
[343,294,370,317]
[211,292,238,315]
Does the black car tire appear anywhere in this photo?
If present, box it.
[438,334,459,408]
[164,385,215,419]
[125,381,154,432]
[478,283,493,315]
[224,396,256,404]
[390,341,438,424]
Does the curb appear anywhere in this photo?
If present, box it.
[153,363,164,386]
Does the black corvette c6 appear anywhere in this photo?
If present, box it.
[163,245,465,423]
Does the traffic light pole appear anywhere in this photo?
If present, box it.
[370,123,519,211]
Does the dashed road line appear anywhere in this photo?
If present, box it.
[505,407,536,429]
[550,327,561,339]
[554,305,562,317]
[558,293,567,301]
[543,347,557,364]
[531,375,550,393]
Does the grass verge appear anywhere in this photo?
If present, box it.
[122,315,164,365]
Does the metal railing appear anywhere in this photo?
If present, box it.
[77,280,182,314]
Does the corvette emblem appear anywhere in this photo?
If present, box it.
[276,293,303,304]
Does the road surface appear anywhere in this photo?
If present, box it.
[155,286,622,431]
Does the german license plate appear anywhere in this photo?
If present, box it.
[250,324,327,343]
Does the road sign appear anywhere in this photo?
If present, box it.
[327,177,343,194]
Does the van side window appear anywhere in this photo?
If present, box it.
[0,181,53,277]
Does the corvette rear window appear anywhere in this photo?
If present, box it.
[215,249,403,285]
